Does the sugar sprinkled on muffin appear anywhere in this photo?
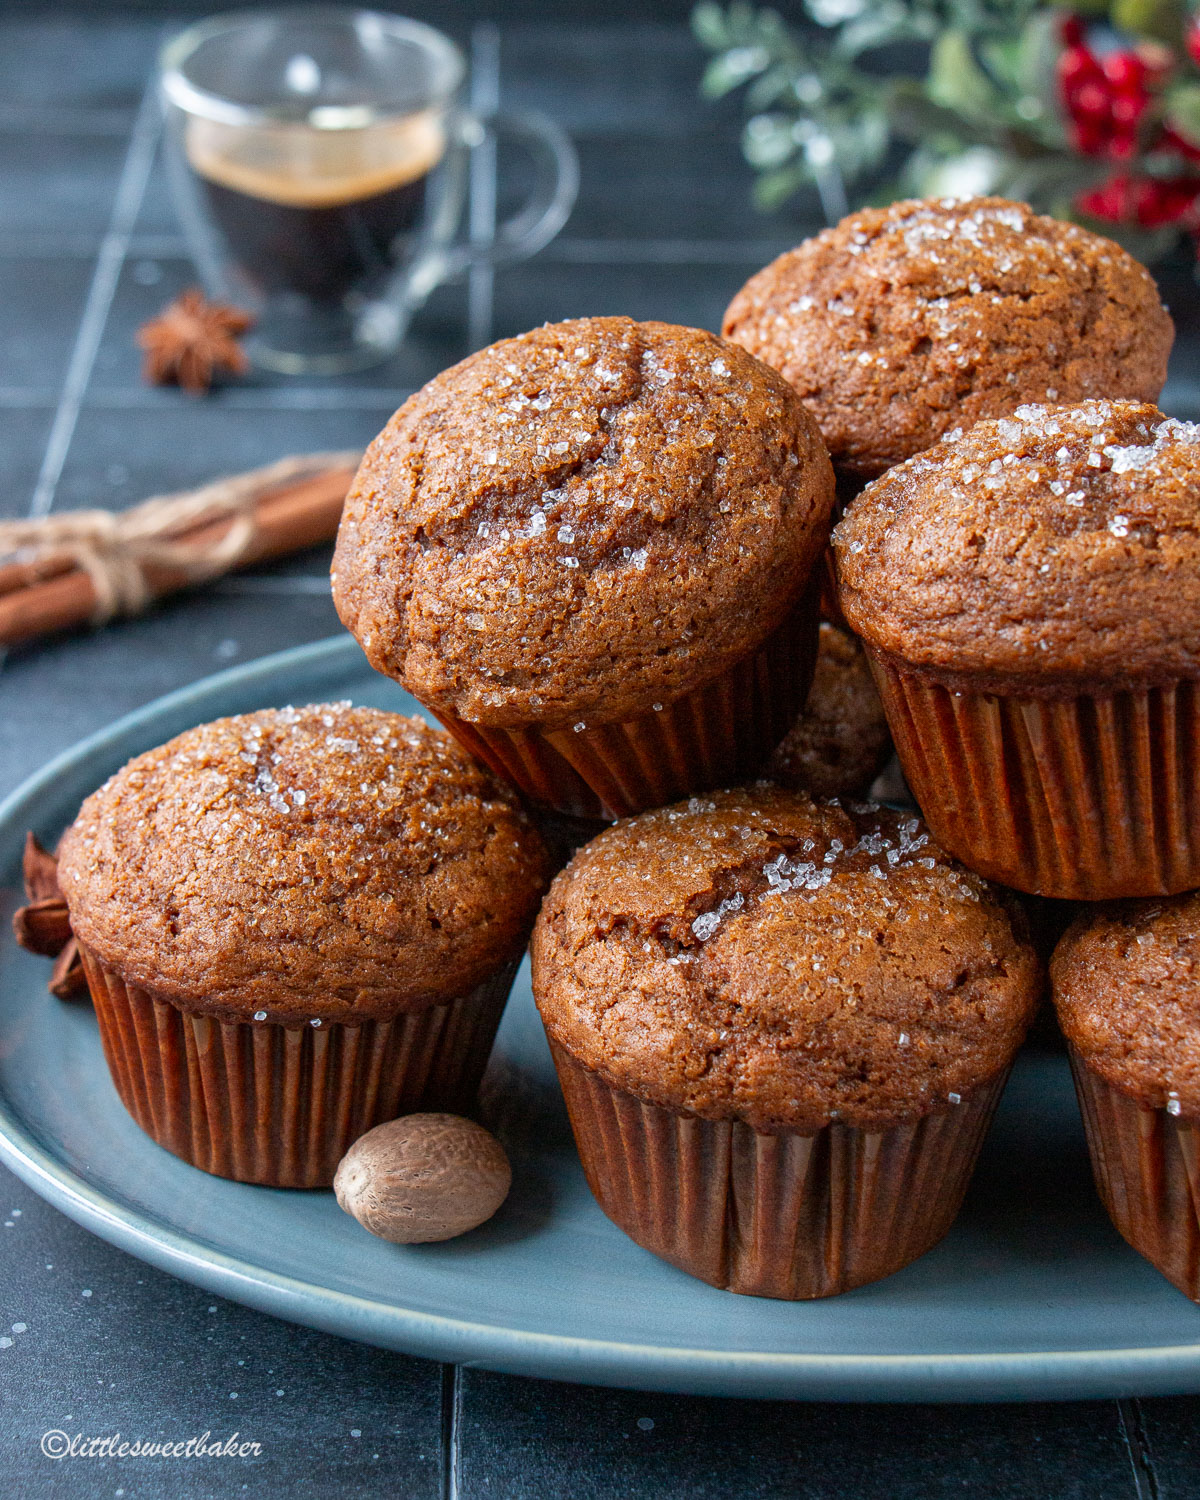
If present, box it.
[533,786,1037,1133]
[1054,894,1200,1298]
[724,197,1172,483]
[333,316,833,729]
[56,704,551,1187]
[835,399,1200,688]
[59,703,549,1022]
[1055,893,1200,1116]
[333,316,834,819]
[531,786,1039,1297]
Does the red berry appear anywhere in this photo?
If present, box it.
[1058,45,1100,89]
[1111,176,1134,215]
[1111,93,1146,126]
[1128,175,1200,227]
[1060,14,1085,49]
[1072,81,1113,119]
[1188,19,1200,69]
[1072,121,1107,156]
[1102,52,1146,92]
[1108,131,1139,162]
[1077,179,1127,222]
[1164,179,1200,225]
[1132,179,1165,224]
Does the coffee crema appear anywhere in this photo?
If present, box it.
[185,114,446,303]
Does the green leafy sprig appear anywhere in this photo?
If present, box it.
[692,0,1200,257]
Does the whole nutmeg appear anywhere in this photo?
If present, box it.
[333,1114,512,1244]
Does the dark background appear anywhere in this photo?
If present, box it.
[2,3,1199,1496]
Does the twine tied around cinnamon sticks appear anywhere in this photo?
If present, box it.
[0,451,362,648]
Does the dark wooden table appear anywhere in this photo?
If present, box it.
[2,4,1199,1495]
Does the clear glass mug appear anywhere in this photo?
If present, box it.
[160,6,579,373]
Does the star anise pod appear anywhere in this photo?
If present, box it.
[12,833,88,1000]
[136,287,255,395]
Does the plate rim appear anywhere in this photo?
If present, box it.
[5,633,1200,1402]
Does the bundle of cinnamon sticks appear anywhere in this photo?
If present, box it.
[0,451,361,649]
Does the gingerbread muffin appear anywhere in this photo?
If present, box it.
[835,399,1200,900]
[57,704,549,1187]
[1054,895,1200,1300]
[723,196,1172,488]
[333,316,835,820]
[766,621,892,799]
[531,787,1039,1298]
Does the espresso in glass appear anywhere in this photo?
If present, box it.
[184,112,446,305]
[160,8,577,372]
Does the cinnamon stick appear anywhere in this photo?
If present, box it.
[0,461,356,648]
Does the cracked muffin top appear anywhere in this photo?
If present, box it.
[1054,892,1200,1118]
[332,316,834,729]
[57,704,550,1023]
[530,786,1039,1131]
[722,197,1171,484]
[835,400,1200,688]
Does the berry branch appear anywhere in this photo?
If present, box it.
[694,1,1200,262]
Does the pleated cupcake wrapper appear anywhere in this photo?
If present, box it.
[81,946,518,1188]
[1069,1050,1200,1302]
[549,1040,1008,1299]
[433,588,821,821]
[866,649,1200,900]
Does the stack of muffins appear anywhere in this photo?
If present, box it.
[55,195,1200,1304]
[723,196,1199,1300]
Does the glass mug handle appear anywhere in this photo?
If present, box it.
[464,108,580,268]
[400,108,579,310]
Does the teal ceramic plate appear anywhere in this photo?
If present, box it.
[3,635,1200,1401]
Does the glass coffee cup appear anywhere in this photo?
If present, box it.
[160,6,578,373]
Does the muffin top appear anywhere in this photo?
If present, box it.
[722,197,1172,483]
[332,317,834,729]
[1053,892,1200,1118]
[57,704,550,1023]
[835,401,1200,689]
[531,787,1038,1131]
[766,622,891,799]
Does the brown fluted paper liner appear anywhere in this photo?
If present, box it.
[1070,1050,1200,1301]
[435,585,821,820]
[80,947,518,1188]
[866,649,1200,900]
[550,1041,1008,1299]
